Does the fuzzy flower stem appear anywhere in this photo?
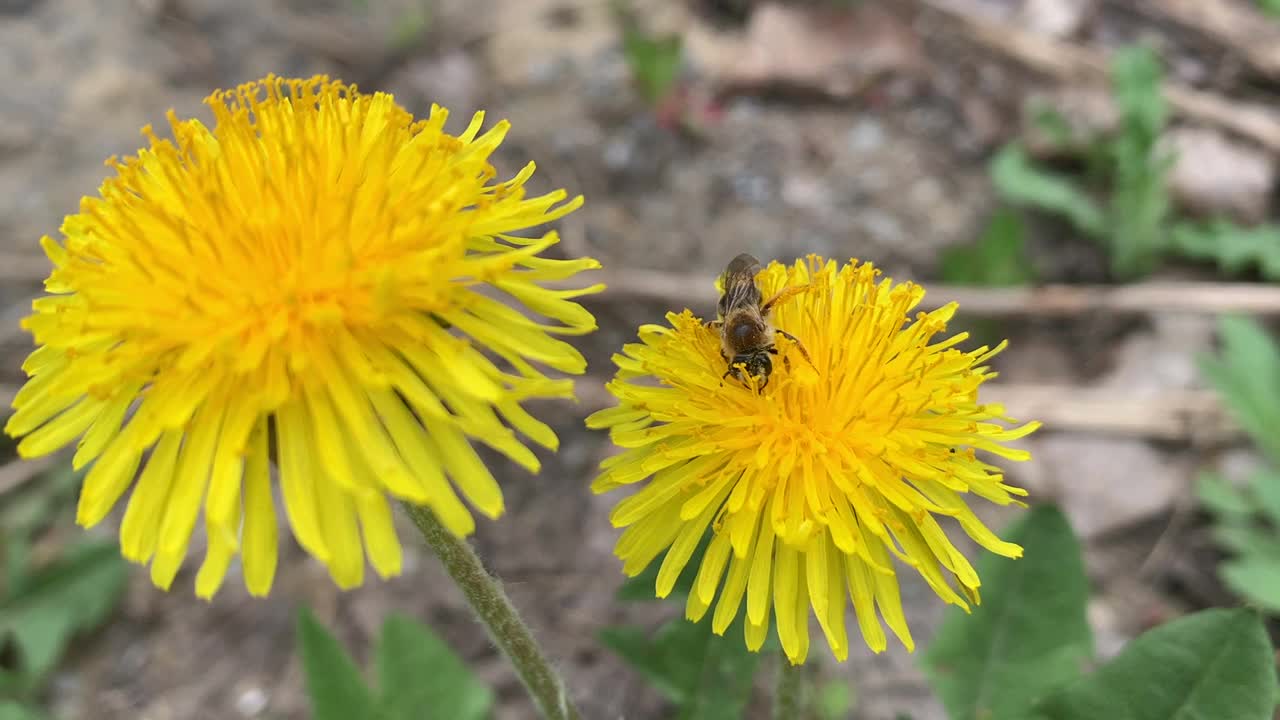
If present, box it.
[773,658,807,720]
[404,504,581,720]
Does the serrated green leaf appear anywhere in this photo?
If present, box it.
[5,607,74,689]
[1111,45,1165,141]
[1106,140,1172,279]
[601,613,759,720]
[1195,473,1254,516]
[1221,557,1280,612]
[1211,523,1280,561]
[1172,221,1280,280]
[1201,315,1280,462]
[921,505,1092,720]
[940,209,1036,287]
[375,613,492,720]
[1249,470,1280,527]
[296,609,377,720]
[1106,44,1172,280]
[1034,609,1275,720]
[990,145,1106,239]
[0,541,128,684]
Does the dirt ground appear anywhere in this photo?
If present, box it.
[2,0,1274,718]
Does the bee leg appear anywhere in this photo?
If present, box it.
[771,345,793,372]
[704,319,723,329]
[775,329,815,368]
[760,284,813,315]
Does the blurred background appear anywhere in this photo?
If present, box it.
[4,0,1280,718]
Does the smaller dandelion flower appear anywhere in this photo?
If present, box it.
[587,256,1039,664]
[6,75,602,598]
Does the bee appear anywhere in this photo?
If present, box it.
[706,253,813,392]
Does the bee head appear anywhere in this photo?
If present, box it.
[727,350,773,392]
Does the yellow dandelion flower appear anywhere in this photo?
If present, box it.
[6,75,602,599]
[586,256,1039,664]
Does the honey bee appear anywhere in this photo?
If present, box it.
[706,253,812,391]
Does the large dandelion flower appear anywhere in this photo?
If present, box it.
[587,256,1039,664]
[6,75,602,598]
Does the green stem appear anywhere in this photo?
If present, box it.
[403,504,581,720]
[773,657,807,720]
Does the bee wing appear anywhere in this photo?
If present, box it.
[717,254,763,316]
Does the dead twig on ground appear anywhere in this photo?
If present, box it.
[582,269,1280,317]
[568,379,1239,444]
[985,384,1236,444]
[1124,0,1280,80]
[915,0,1280,154]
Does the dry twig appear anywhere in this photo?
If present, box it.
[1126,0,1280,79]
[570,379,1239,445]
[915,0,1280,153]
[584,269,1280,317]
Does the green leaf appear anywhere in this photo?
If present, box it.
[990,145,1106,239]
[816,680,854,720]
[0,541,128,685]
[1220,558,1280,612]
[1260,0,1280,17]
[2,533,31,600]
[1111,45,1166,142]
[621,25,683,106]
[1201,315,1280,462]
[940,209,1036,287]
[1172,220,1280,280]
[921,505,1092,720]
[1106,138,1172,279]
[1210,523,1280,561]
[600,614,760,720]
[0,702,45,720]
[296,609,377,720]
[1034,608,1276,720]
[375,613,492,720]
[1106,44,1172,280]
[1249,469,1280,526]
[1195,472,1254,516]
